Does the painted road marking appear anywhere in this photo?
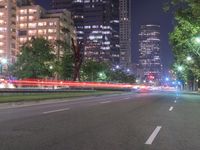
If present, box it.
[169,106,174,111]
[43,108,70,114]
[145,126,162,145]
[174,100,177,103]
[100,101,111,104]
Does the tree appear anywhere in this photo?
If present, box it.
[109,69,135,83]
[12,37,55,79]
[55,28,73,80]
[55,27,83,81]
[71,39,83,81]
[81,60,110,82]
[165,0,200,89]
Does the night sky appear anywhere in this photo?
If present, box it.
[35,0,174,72]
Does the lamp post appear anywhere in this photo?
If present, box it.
[190,35,200,56]
[191,35,200,90]
[177,66,183,72]
[0,58,7,76]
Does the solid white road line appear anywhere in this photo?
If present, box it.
[145,126,162,145]
[43,108,70,114]
[100,101,111,104]
[169,106,174,111]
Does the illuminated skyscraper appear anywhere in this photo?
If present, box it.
[138,24,162,81]
[0,0,17,66]
[52,0,120,63]
[0,0,75,71]
[119,0,132,66]
[16,4,75,58]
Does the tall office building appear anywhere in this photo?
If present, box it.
[52,0,84,45]
[16,5,75,58]
[0,0,17,66]
[0,0,75,71]
[119,0,132,66]
[138,24,162,81]
[52,0,120,64]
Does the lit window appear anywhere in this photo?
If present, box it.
[28,23,36,28]
[0,27,6,31]
[48,29,56,33]
[20,9,27,15]
[49,22,56,26]
[28,30,36,35]
[38,22,47,26]
[29,16,35,21]
[20,16,27,21]
[48,36,54,40]
[38,29,46,35]
[0,20,4,24]
[19,37,27,43]
[29,9,37,14]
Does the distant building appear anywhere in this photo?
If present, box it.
[16,5,75,59]
[52,0,120,64]
[0,0,75,69]
[119,0,132,66]
[138,24,162,83]
[0,0,17,65]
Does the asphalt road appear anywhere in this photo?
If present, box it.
[0,91,200,150]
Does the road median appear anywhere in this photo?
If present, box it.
[0,90,124,103]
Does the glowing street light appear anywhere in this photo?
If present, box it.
[177,66,183,72]
[127,68,130,72]
[116,65,120,69]
[165,77,169,81]
[49,65,53,70]
[194,36,200,44]
[186,56,192,62]
[0,58,7,64]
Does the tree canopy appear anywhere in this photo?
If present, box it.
[165,0,200,84]
[12,37,55,79]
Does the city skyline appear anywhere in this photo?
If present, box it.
[138,24,162,83]
[36,0,174,72]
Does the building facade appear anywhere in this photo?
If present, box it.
[16,5,75,55]
[0,0,75,71]
[119,0,132,66]
[0,0,17,65]
[138,24,162,83]
[52,0,120,64]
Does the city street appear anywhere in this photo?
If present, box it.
[0,92,200,150]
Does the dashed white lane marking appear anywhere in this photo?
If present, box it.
[124,97,129,100]
[169,106,174,111]
[43,108,70,114]
[174,100,177,103]
[100,101,111,104]
[145,126,162,145]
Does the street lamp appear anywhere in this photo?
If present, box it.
[165,77,169,81]
[177,66,183,72]
[49,65,53,70]
[126,68,130,72]
[0,58,7,75]
[116,65,120,69]
[194,36,200,44]
[190,35,200,56]
[1,58,7,64]
[186,56,192,62]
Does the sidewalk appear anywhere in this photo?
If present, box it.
[180,90,200,96]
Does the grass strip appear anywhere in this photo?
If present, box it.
[0,91,122,103]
